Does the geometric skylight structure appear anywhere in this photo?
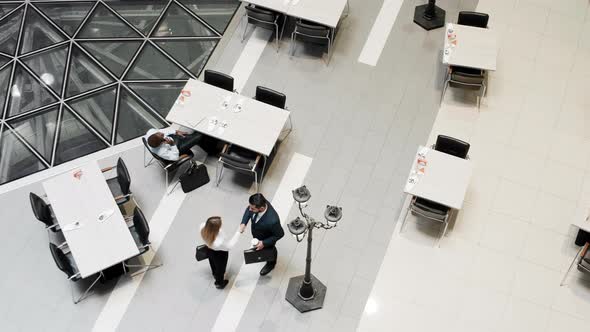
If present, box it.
[0,0,239,184]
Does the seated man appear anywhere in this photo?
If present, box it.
[144,127,202,161]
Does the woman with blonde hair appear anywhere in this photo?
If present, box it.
[200,216,241,289]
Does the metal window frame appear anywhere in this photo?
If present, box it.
[0,0,238,184]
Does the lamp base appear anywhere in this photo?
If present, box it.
[413,4,446,31]
[285,274,327,313]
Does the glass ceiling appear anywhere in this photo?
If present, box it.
[0,0,239,185]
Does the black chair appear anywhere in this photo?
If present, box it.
[441,66,486,109]
[125,207,162,276]
[30,192,59,233]
[291,20,332,64]
[561,242,590,286]
[401,196,451,247]
[255,86,292,140]
[434,135,470,159]
[142,137,194,194]
[216,144,262,192]
[457,11,489,28]
[243,5,285,51]
[204,69,235,92]
[104,158,132,205]
[49,243,103,304]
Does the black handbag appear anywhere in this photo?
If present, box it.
[195,244,209,261]
[244,247,277,264]
[180,161,210,193]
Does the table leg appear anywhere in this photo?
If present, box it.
[560,245,584,286]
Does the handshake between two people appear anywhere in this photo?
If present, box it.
[239,223,264,251]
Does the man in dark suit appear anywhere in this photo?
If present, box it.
[240,193,284,275]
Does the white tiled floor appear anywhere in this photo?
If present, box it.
[358,0,590,330]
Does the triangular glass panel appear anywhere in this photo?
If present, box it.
[125,43,189,80]
[0,126,47,184]
[8,64,57,117]
[79,41,141,77]
[66,45,114,97]
[155,39,217,77]
[54,108,108,165]
[19,7,66,55]
[115,88,167,144]
[0,7,24,56]
[22,44,68,95]
[68,86,117,141]
[178,0,239,34]
[0,4,19,21]
[152,3,216,37]
[35,2,94,37]
[0,54,9,68]
[78,3,141,38]
[127,82,186,119]
[0,63,12,118]
[8,105,59,162]
[106,1,166,35]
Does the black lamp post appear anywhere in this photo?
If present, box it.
[414,0,446,31]
[285,185,342,312]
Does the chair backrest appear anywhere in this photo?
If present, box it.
[133,207,150,245]
[295,21,330,38]
[204,70,234,92]
[457,11,489,28]
[245,5,276,24]
[30,192,52,226]
[255,86,286,109]
[414,197,450,214]
[116,157,131,195]
[450,71,485,85]
[49,243,75,278]
[435,135,470,159]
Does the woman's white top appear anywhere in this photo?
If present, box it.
[200,223,240,251]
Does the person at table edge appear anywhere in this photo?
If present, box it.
[144,127,202,161]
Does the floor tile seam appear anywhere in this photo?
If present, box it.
[336,283,373,323]
[253,238,306,328]
[549,304,590,322]
[517,216,576,241]
[517,250,572,275]
[508,291,557,310]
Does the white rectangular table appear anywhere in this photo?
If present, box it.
[166,79,289,157]
[243,0,292,15]
[242,0,347,28]
[43,162,139,278]
[442,23,498,71]
[288,0,348,29]
[404,146,473,210]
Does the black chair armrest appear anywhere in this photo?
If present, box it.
[163,153,193,170]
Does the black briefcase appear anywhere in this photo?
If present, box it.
[180,161,209,193]
[244,247,276,264]
[195,244,209,261]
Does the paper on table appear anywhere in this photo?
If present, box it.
[418,146,429,158]
[405,170,421,191]
[443,24,455,63]
[207,117,218,132]
[98,209,115,222]
[217,121,228,135]
[233,99,244,113]
[63,221,84,232]
[220,95,231,111]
